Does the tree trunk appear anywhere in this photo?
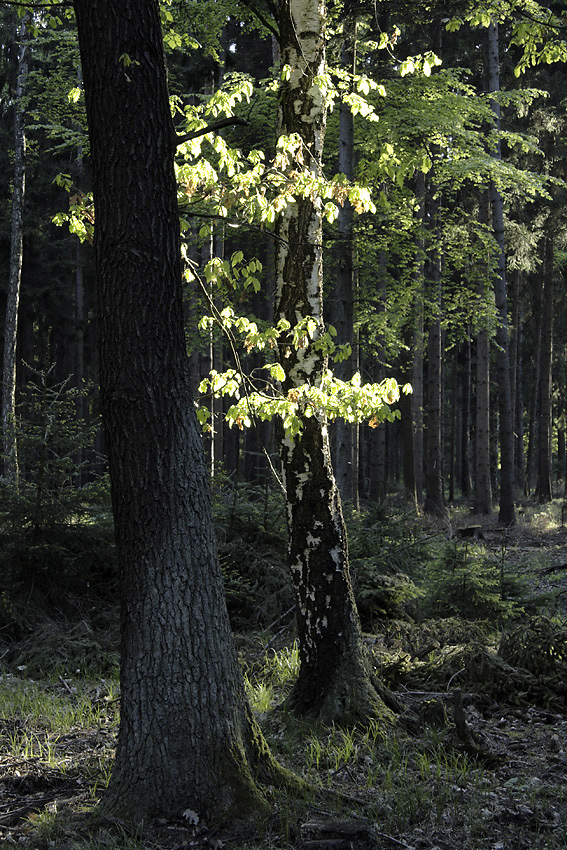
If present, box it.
[2,16,28,486]
[412,173,426,507]
[423,185,445,517]
[474,192,492,515]
[274,0,394,725]
[74,0,283,825]
[74,67,86,485]
[330,3,356,504]
[535,236,554,503]
[459,337,472,498]
[487,22,515,525]
[510,268,525,491]
[400,324,417,509]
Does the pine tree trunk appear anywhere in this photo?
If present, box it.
[274,0,394,724]
[74,0,283,824]
[412,172,426,506]
[475,191,492,514]
[535,236,554,503]
[74,69,85,484]
[423,185,445,517]
[510,268,525,491]
[330,3,356,503]
[400,326,417,508]
[487,22,515,525]
[459,338,472,498]
[2,17,28,486]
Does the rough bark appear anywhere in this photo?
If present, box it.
[74,0,284,825]
[274,0,394,725]
[487,22,516,525]
[2,17,28,486]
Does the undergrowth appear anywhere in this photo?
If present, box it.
[2,625,566,849]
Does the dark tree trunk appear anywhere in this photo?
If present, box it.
[274,0,393,724]
[74,0,282,825]
[510,268,525,491]
[400,327,417,509]
[535,236,554,503]
[474,191,492,515]
[459,338,472,498]
[487,22,515,525]
[330,2,356,504]
[412,173,426,506]
[423,185,445,517]
[2,16,28,486]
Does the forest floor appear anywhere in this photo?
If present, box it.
[1,504,567,849]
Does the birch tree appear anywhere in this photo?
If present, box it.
[273,0,394,723]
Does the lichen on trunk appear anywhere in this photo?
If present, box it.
[275,0,395,725]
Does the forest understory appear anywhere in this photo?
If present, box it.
[1,494,567,850]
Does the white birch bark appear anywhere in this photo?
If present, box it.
[274,0,393,723]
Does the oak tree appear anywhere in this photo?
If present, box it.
[73,0,282,825]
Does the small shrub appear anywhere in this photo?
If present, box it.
[212,472,292,629]
[346,504,429,627]
[499,615,567,676]
[0,366,115,637]
[420,540,523,623]
[0,364,108,535]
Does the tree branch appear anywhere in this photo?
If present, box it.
[176,116,248,146]
[238,0,279,40]
[0,0,72,8]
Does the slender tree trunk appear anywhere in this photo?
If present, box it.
[274,0,394,724]
[330,3,356,503]
[368,250,388,502]
[515,317,525,491]
[475,191,492,514]
[412,172,426,506]
[535,236,554,503]
[487,22,515,525]
[510,268,525,491]
[75,68,86,484]
[400,324,417,509]
[448,352,457,503]
[2,17,28,486]
[423,185,445,517]
[459,337,472,498]
[74,0,284,824]
[400,172,426,511]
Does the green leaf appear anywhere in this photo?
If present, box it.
[269,363,286,382]
[67,87,82,104]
